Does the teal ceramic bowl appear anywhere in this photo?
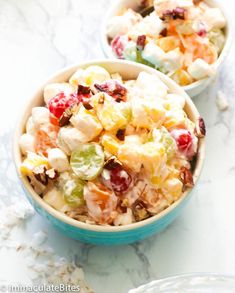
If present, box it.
[13,60,205,245]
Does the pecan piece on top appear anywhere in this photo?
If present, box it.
[97,93,105,104]
[33,166,48,185]
[33,166,58,186]
[104,156,122,170]
[46,168,59,180]
[94,80,127,102]
[132,200,150,221]
[116,129,126,141]
[77,84,91,95]
[195,117,206,138]
[117,199,128,213]
[59,108,72,127]
[83,101,93,110]
[180,167,194,190]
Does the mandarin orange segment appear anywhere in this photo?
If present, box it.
[183,35,217,64]
[35,126,59,156]
[171,69,194,86]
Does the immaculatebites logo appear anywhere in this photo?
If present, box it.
[0,281,80,293]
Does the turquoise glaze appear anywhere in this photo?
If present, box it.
[21,183,193,245]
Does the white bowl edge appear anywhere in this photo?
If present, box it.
[100,0,233,98]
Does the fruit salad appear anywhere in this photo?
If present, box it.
[106,0,226,86]
[19,65,205,226]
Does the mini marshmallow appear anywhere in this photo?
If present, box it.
[58,126,89,153]
[31,107,50,128]
[176,0,193,8]
[129,13,164,40]
[142,42,165,68]
[69,66,110,87]
[26,117,36,135]
[166,93,186,108]
[43,188,70,212]
[114,208,133,226]
[136,71,168,99]
[163,48,183,73]
[203,8,226,30]
[107,9,142,39]
[187,58,215,80]
[123,41,137,61]
[48,148,70,172]
[43,83,76,104]
[19,133,35,155]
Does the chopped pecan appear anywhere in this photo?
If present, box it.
[180,167,194,190]
[94,80,127,102]
[137,35,146,51]
[132,200,150,221]
[104,157,122,170]
[34,166,48,185]
[77,84,91,95]
[159,28,168,37]
[140,5,154,17]
[46,168,59,180]
[195,117,206,138]
[193,0,202,5]
[117,199,128,213]
[116,129,126,141]
[133,199,148,209]
[33,166,58,185]
[59,108,72,127]
[83,101,93,110]
[98,93,105,104]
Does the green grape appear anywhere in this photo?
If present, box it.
[160,128,176,159]
[70,143,105,180]
[63,178,85,207]
[136,48,155,68]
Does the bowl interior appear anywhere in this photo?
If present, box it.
[14,59,205,233]
[101,0,232,92]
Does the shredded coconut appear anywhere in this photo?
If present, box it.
[216,90,229,111]
[30,231,48,247]
[0,200,94,292]
[0,200,34,239]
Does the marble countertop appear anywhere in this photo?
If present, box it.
[0,0,235,292]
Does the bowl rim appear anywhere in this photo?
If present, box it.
[128,272,235,292]
[13,59,205,233]
[100,0,233,92]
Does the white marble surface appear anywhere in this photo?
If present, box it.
[0,0,235,292]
